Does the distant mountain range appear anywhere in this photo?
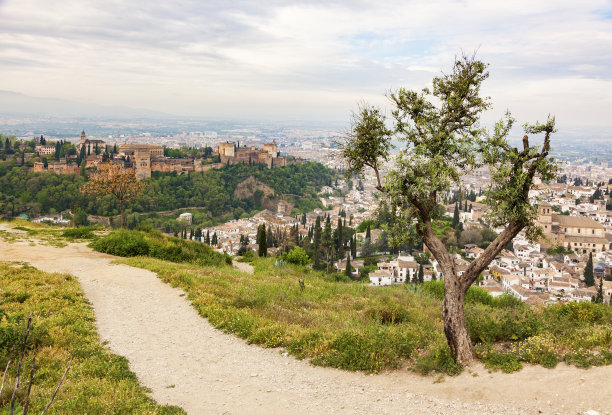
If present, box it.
[0,90,172,120]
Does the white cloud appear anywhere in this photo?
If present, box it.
[0,0,611,132]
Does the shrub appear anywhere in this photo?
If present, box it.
[90,229,150,257]
[62,226,96,240]
[550,301,611,325]
[415,343,463,375]
[313,329,401,373]
[90,229,231,267]
[479,348,523,373]
[466,304,540,344]
[284,246,310,266]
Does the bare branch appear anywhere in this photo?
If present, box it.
[0,347,14,399]
[22,352,37,415]
[370,164,384,191]
[10,312,32,415]
[40,356,73,415]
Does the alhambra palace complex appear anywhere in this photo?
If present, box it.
[33,131,295,180]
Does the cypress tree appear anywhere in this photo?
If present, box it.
[452,203,460,229]
[418,263,424,284]
[345,253,352,278]
[313,217,322,268]
[365,224,371,241]
[584,252,594,287]
[212,232,218,246]
[337,217,344,259]
[351,235,357,258]
[257,224,267,257]
[595,276,604,303]
[205,230,210,245]
[464,200,468,212]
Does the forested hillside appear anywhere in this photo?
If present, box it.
[0,160,335,228]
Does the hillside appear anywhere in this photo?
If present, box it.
[0,160,335,230]
[0,227,610,415]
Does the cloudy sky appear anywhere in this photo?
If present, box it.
[1,0,611,134]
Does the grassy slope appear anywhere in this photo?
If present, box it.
[0,262,185,415]
[118,255,612,375]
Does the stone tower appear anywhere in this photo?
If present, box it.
[537,202,553,237]
[80,130,86,146]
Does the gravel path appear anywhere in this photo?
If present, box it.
[1,235,610,415]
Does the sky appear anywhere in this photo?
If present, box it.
[1,0,611,134]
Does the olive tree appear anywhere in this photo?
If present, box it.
[342,54,557,364]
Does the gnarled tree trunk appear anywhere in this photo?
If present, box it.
[442,276,474,363]
[422,219,524,365]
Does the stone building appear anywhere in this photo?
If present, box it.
[120,144,197,180]
[119,144,164,180]
[32,161,79,175]
[79,130,106,155]
[216,140,288,168]
[537,202,608,254]
[34,145,56,156]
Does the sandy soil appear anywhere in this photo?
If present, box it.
[0,232,610,415]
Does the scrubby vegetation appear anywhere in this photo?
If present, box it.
[118,256,612,375]
[90,228,232,266]
[0,261,185,414]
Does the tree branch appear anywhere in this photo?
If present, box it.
[463,221,523,288]
[22,352,37,415]
[40,356,73,415]
[419,218,456,279]
[367,163,384,191]
[0,347,14,399]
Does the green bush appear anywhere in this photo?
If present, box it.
[479,348,523,373]
[62,226,97,240]
[415,343,463,375]
[466,304,540,343]
[90,229,149,257]
[284,246,310,266]
[548,301,611,325]
[90,229,231,267]
[313,329,401,373]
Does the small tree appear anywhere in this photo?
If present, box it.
[345,253,352,277]
[81,164,145,228]
[257,224,267,257]
[452,203,460,229]
[584,252,595,287]
[418,263,424,284]
[595,276,604,303]
[342,54,557,364]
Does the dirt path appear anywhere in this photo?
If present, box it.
[1,236,610,415]
[232,260,254,274]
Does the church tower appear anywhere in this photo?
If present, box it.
[80,130,86,146]
[537,202,553,237]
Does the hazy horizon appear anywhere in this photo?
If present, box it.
[1,1,611,136]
